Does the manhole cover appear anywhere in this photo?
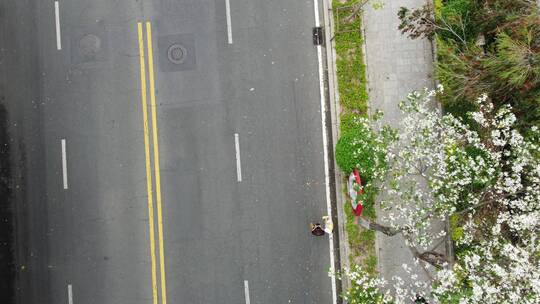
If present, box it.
[79,34,101,57]
[158,34,196,72]
[167,44,187,64]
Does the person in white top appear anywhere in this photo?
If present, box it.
[322,215,333,234]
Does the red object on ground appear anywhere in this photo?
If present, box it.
[353,203,363,216]
[351,168,364,216]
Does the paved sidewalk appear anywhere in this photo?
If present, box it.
[363,0,436,295]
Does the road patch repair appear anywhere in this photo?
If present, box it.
[70,24,110,66]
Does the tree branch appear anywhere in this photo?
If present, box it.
[342,1,368,24]
[358,218,403,236]
[409,246,449,269]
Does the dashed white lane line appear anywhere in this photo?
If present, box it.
[54,1,62,50]
[234,133,242,182]
[244,280,251,304]
[313,0,338,303]
[61,139,68,189]
[225,0,233,44]
[67,284,73,304]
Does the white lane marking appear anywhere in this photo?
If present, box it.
[67,284,73,304]
[61,139,68,189]
[225,0,233,44]
[244,280,251,304]
[54,1,62,50]
[313,0,337,303]
[234,133,242,182]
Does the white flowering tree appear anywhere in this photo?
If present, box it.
[343,87,540,303]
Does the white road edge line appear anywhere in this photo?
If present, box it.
[225,0,233,44]
[313,0,338,303]
[234,133,242,182]
[61,139,68,189]
[244,280,251,304]
[54,1,62,50]
[67,284,73,304]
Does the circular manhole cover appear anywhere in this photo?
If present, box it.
[79,34,101,57]
[167,44,187,64]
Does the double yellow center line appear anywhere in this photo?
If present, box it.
[137,21,168,304]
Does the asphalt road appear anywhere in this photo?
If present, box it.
[1,0,334,303]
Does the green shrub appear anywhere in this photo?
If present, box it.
[365,255,378,274]
[342,267,388,304]
[434,0,443,17]
[340,112,363,133]
[359,229,375,243]
[357,182,377,219]
[438,144,498,212]
[449,214,473,260]
[335,118,387,179]
[434,1,540,136]
[484,31,540,91]
[439,0,479,43]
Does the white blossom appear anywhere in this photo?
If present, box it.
[346,89,540,303]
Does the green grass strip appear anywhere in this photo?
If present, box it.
[333,0,368,113]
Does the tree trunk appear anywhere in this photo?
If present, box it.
[359,218,450,269]
[342,1,368,24]
[358,218,401,236]
[409,246,449,269]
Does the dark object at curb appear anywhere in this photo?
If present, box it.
[313,27,324,45]
[311,223,325,236]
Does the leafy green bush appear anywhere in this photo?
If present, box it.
[402,1,540,136]
[357,181,377,218]
[439,0,478,43]
[484,31,540,91]
[340,112,362,133]
[335,117,387,180]
[435,38,485,107]
[440,144,498,212]
[365,254,378,274]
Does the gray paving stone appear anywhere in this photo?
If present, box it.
[363,0,439,297]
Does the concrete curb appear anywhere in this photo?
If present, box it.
[321,0,352,295]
